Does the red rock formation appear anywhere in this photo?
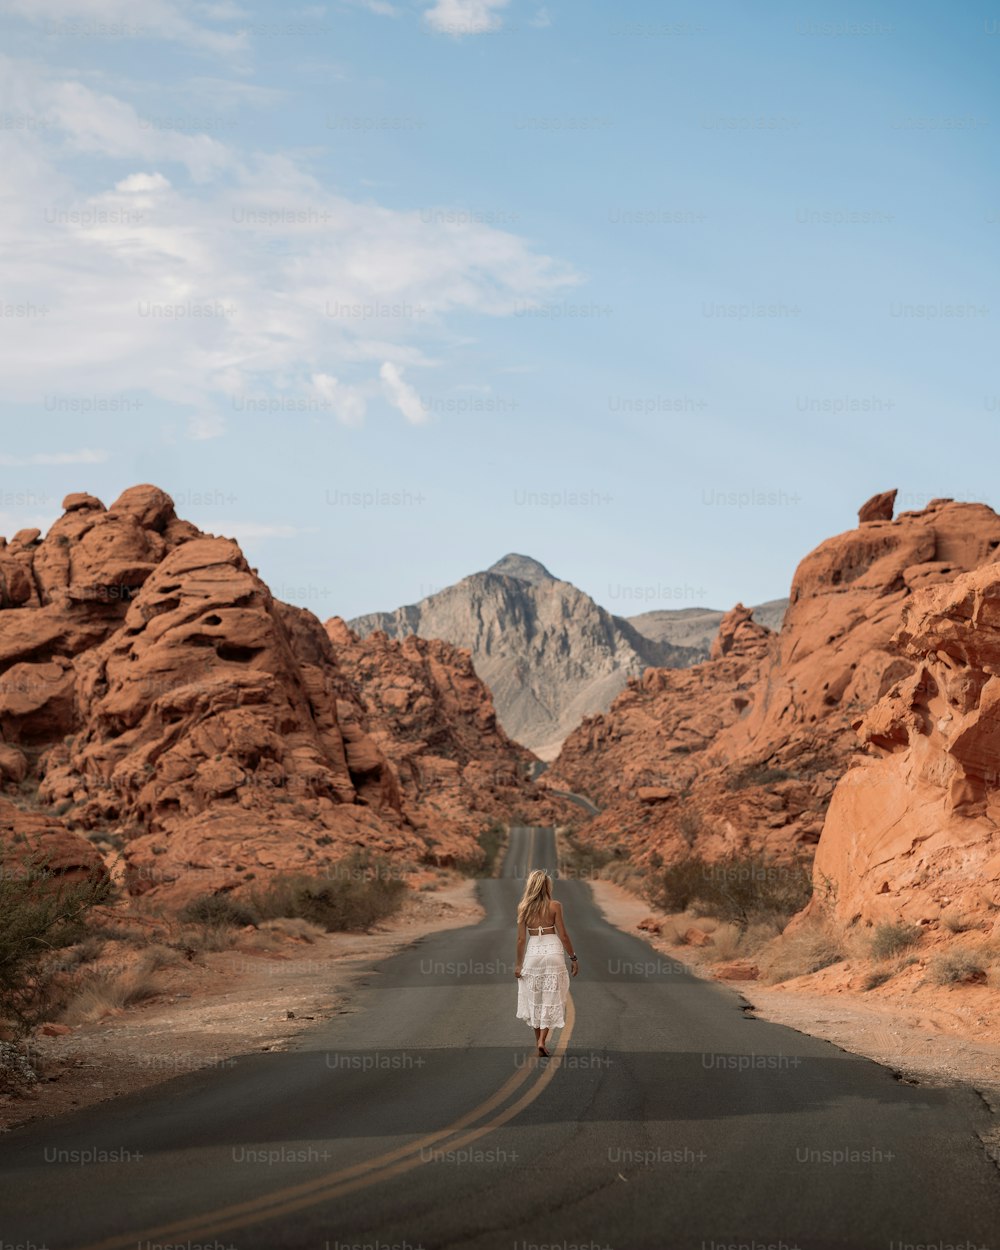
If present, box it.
[0,798,106,883]
[858,488,897,524]
[0,487,537,903]
[325,620,566,851]
[548,499,1000,878]
[809,563,1000,933]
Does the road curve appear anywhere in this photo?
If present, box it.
[0,826,997,1250]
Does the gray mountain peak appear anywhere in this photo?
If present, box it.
[485,554,556,585]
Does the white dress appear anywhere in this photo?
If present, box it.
[516,924,570,1030]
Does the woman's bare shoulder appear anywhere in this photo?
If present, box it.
[551,898,564,911]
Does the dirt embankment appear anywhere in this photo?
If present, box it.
[590,878,1000,1109]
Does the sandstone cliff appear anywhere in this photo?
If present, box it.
[808,562,1000,934]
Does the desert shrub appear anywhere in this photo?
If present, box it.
[862,968,894,991]
[649,854,812,929]
[560,833,614,882]
[457,822,507,878]
[179,894,258,929]
[0,861,113,1035]
[870,922,922,961]
[649,857,710,913]
[676,811,703,848]
[250,853,405,932]
[930,950,988,986]
[725,764,796,792]
[477,822,507,877]
[940,910,968,934]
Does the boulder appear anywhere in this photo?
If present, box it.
[858,488,897,524]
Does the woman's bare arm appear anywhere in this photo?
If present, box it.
[515,918,526,977]
[552,901,579,976]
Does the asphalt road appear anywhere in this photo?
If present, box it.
[1,826,998,1250]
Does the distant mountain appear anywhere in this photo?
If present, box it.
[628,598,788,653]
[347,555,785,759]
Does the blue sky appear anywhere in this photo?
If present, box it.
[1,0,998,621]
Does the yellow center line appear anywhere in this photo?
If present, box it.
[77,996,576,1250]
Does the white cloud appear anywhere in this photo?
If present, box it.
[116,172,171,193]
[2,0,250,57]
[340,0,400,14]
[0,49,578,433]
[0,450,110,467]
[423,0,509,35]
[311,373,367,426]
[187,414,226,440]
[529,6,551,27]
[380,362,428,425]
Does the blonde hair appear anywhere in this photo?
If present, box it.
[517,869,553,926]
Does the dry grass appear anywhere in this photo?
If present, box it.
[259,917,326,942]
[141,943,184,972]
[60,959,162,1025]
[758,923,846,985]
[869,922,922,961]
[940,910,970,934]
[181,923,240,954]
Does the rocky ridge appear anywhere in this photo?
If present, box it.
[547,495,1000,925]
[0,487,546,903]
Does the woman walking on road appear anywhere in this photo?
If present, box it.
[514,869,578,1056]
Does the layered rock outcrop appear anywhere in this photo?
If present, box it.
[326,620,564,847]
[548,497,1000,881]
[0,488,539,903]
[809,564,1000,932]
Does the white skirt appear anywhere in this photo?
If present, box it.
[516,933,570,1030]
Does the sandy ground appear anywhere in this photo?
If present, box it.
[1,878,482,1134]
[589,878,1000,1122]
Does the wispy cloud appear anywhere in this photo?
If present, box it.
[2,0,250,57]
[422,0,510,36]
[380,362,428,425]
[340,0,400,15]
[0,9,578,436]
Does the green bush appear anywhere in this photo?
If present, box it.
[179,893,258,929]
[0,859,113,1035]
[870,922,922,961]
[649,853,813,929]
[250,853,405,932]
[476,822,506,878]
[559,832,615,882]
[457,822,507,878]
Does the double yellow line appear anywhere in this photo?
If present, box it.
[79,996,575,1250]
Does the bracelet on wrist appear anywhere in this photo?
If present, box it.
[569,954,577,961]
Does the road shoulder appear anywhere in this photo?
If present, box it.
[1,878,482,1134]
